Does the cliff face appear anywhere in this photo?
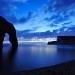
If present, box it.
[57,36,75,45]
[48,36,75,45]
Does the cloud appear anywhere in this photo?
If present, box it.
[0,0,17,23]
[44,14,59,22]
[43,0,75,34]
[23,1,75,33]
[47,0,75,12]
[0,11,33,24]
[1,0,75,37]
[16,30,53,39]
[12,0,28,3]
[0,0,12,16]
[19,12,32,23]
[6,15,19,24]
[55,0,75,8]
[0,0,29,24]
[63,22,72,26]
[14,0,75,35]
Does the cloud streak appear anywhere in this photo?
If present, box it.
[12,0,28,3]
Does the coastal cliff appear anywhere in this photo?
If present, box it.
[48,36,75,45]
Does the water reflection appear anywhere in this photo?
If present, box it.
[31,44,57,55]
[0,43,75,72]
[45,45,57,56]
[0,46,3,70]
[0,46,2,56]
[7,46,18,61]
[0,46,18,72]
[56,45,75,62]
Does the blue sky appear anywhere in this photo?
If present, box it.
[0,0,75,39]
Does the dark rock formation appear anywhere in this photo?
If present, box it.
[47,41,57,45]
[0,16,18,48]
[48,36,75,45]
[57,36,75,45]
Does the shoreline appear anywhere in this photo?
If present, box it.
[0,60,75,75]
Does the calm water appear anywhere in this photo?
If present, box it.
[0,42,75,72]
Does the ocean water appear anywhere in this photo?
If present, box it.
[0,42,75,72]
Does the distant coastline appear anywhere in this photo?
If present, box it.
[48,36,75,45]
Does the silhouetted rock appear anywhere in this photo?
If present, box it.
[0,16,18,48]
[47,41,57,45]
[57,36,75,45]
[48,36,75,45]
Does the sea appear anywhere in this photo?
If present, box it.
[0,42,75,72]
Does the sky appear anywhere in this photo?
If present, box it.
[0,0,75,40]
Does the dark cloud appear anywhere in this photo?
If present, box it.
[44,10,70,24]
[0,0,32,25]
[0,0,18,25]
[48,23,56,27]
[45,11,71,27]
[19,17,27,23]
[19,12,32,23]
[17,29,32,33]
[53,24,75,35]
[55,0,75,8]
[68,26,75,32]
[47,0,75,12]
[6,15,19,24]
[18,12,32,23]
[50,26,75,37]
[44,14,59,22]
[54,17,68,24]
[65,26,75,35]
[44,17,51,22]
[0,11,33,24]
[0,0,12,16]
[16,30,53,39]
[63,22,72,25]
